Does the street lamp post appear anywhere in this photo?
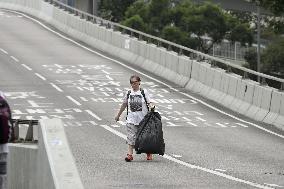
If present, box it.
[257,3,261,82]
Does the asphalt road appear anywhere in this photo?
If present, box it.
[0,9,284,189]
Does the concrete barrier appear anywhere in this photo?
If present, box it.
[273,93,284,130]
[8,119,84,189]
[200,65,215,97]
[254,86,273,121]
[207,68,226,101]
[237,80,256,114]
[263,90,282,124]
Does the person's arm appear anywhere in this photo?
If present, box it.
[144,89,155,110]
[115,103,127,121]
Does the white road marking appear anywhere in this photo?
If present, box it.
[50,83,63,92]
[166,122,182,127]
[187,122,197,127]
[55,64,63,68]
[264,183,284,188]
[11,10,284,139]
[85,110,102,121]
[10,56,19,62]
[80,97,88,101]
[89,121,97,126]
[216,123,227,128]
[77,87,84,91]
[102,92,110,96]
[21,64,32,70]
[117,121,126,125]
[172,154,182,158]
[100,125,127,139]
[235,123,249,128]
[182,117,192,121]
[97,124,273,189]
[106,75,113,80]
[196,117,206,122]
[215,169,227,172]
[0,48,8,54]
[111,124,120,128]
[66,96,81,106]
[35,73,46,80]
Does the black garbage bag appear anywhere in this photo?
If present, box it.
[135,111,165,155]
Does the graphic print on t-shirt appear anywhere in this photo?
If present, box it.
[130,95,142,112]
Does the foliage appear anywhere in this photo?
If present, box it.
[171,0,253,53]
[244,47,258,71]
[261,37,284,75]
[121,15,148,33]
[100,0,254,54]
[251,0,284,16]
[98,0,136,22]
[161,25,193,47]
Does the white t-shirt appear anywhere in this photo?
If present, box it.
[123,88,152,125]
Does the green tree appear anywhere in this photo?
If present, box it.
[172,1,253,53]
[98,0,136,22]
[252,0,284,16]
[244,48,258,71]
[121,15,148,33]
[261,37,284,75]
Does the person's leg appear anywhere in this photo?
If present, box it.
[125,123,137,162]
[127,145,134,155]
[0,152,8,189]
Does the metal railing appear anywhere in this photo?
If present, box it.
[11,119,38,143]
[44,0,284,90]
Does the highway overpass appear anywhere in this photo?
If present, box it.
[0,0,284,189]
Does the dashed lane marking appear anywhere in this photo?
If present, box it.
[0,48,8,54]
[10,56,19,62]
[35,73,46,81]
[21,64,32,71]
[50,83,63,92]
[66,96,81,106]
[216,123,227,128]
[85,110,102,121]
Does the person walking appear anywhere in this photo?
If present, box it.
[0,91,12,189]
[115,75,154,162]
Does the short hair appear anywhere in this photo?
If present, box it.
[129,75,141,83]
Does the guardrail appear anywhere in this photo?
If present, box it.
[11,119,38,142]
[44,0,284,90]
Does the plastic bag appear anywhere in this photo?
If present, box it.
[135,111,165,155]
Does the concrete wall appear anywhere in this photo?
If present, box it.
[0,0,283,132]
[7,119,83,189]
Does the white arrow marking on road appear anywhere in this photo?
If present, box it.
[66,96,81,106]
